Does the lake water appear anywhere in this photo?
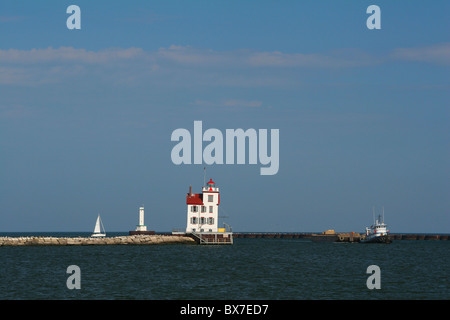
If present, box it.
[0,233,448,300]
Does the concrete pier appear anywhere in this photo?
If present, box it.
[0,234,195,246]
[1,233,447,246]
[232,232,449,241]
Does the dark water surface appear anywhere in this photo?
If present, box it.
[0,233,448,299]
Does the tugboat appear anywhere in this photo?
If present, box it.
[361,207,391,244]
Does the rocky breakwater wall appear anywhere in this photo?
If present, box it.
[0,235,196,246]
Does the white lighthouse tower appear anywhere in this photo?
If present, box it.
[129,205,155,235]
[184,177,232,244]
[186,178,220,233]
[135,206,147,231]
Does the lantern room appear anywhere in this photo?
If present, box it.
[203,178,218,192]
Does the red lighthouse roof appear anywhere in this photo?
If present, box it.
[187,193,204,205]
[207,179,215,185]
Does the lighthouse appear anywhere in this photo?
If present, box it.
[186,178,220,233]
[129,205,155,235]
[183,177,232,244]
[135,206,147,231]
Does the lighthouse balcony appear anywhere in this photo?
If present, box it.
[202,186,219,192]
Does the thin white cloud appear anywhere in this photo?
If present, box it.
[0,43,447,86]
[0,16,25,23]
[156,45,239,67]
[0,47,155,85]
[248,51,371,68]
[191,99,263,108]
[156,46,378,68]
[0,47,147,64]
[391,42,450,66]
[0,104,33,119]
[223,99,262,107]
[1,44,446,67]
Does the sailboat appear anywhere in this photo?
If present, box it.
[91,214,106,237]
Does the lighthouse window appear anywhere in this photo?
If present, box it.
[200,217,206,224]
[201,206,206,213]
[209,206,213,213]
[208,217,214,224]
[208,195,214,202]
[191,217,197,224]
[191,206,198,212]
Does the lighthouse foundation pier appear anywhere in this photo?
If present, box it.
[187,232,234,245]
[129,230,156,235]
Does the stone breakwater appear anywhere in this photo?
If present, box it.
[0,235,196,246]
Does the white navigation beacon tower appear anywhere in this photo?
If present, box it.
[135,205,147,231]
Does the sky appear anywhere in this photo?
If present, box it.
[0,0,449,233]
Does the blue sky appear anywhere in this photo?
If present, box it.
[0,1,449,233]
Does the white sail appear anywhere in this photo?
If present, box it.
[94,215,101,233]
[91,214,106,237]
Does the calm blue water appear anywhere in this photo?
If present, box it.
[0,233,448,299]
